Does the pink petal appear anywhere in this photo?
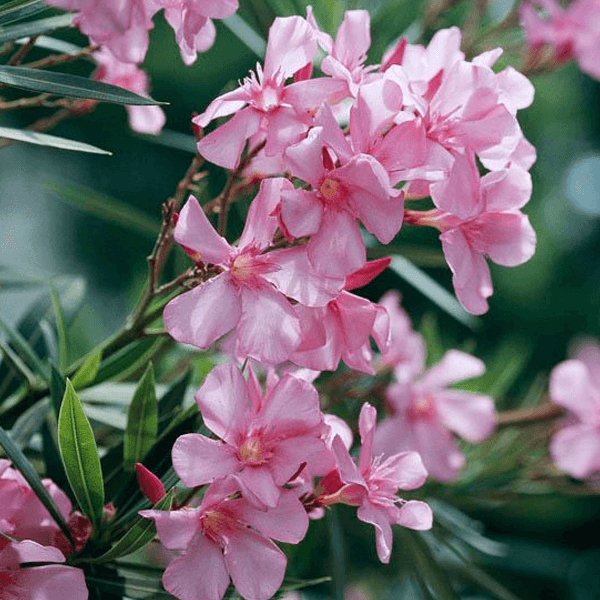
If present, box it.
[396,500,433,530]
[550,423,600,479]
[420,350,486,389]
[435,391,496,443]
[307,210,366,279]
[127,105,166,135]
[239,490,308,543]
[17,564,88,600]
[356,503,394,564]
[174,195,231,265]
[197,108,262,169]
[195,363,251,442]
[496,66,535,112]
[238,467,281,508]
[346,257,391,290]
[482,166,532,211]
[283,77,349,113]
[549,359,600,422]
[412,419,465,481]
[239,178,287,251]
[269,434,327,484]
[335,292,378,352]
[164,273,242,349]
[172,434,239,487]
[284,127,326,186]
[193,88,249,128]
[7,540,65,564]
[224,529,287,600]
[384,451,429,490]
[477,211,536,267]
[279,188,323,238]
[238,286,301,364]
[163,534,229,600]
[358,403,377,472]
[139,508,199,550]
[332,435,364,487]
[263,106,309,157]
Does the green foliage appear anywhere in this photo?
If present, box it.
[0,0,47,26]
[0,12,72,44]
[123,362,158,472]
[71,349,102,389]
[58,380,105,529]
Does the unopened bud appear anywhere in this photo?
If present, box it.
[136,463,166,504]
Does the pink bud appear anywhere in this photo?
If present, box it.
[136,463,166,504]
[345,257,391,290]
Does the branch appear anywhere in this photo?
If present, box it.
[497,403,564,427]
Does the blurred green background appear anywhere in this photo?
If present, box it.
[1,0,600,598]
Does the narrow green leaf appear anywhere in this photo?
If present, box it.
[419,313,445,368]
[0,314,47,380]
[58,380,105,528]
[47,181,160,238]
[158,369,190,433]
[389,256,480,330]
[71,349,101,389]
[50,285,68,372]
[86,491,173,564]
[0,12,72,44]
[0,65,166,105]
[38,319,58,365]
[0,424,73,543]
[222,14,266,58]
[0,126,112,155]
[0,337,35,387]
[124,362,157,472]
[0,0,46,26]
[49,363,65,417]
[10,397,49,448]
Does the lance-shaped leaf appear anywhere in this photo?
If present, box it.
[50,284,68,372]
[0,0,47,26]
[0,126,111,155]
[0,424,73,543]
[0,12,72,44]
[71,349,102,389]
[124,362,157,472]
[49,362,66,417]
[58,379,105,529]
[0,313,47,380]
[10,397,50,448]
[158,369,190,434]
[0,65,166,105]
[86,490,173,564]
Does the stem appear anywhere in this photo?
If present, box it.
[497,403,563,427]
[7,36,38,66]
[0,93,52,111]
[22,45,99,70]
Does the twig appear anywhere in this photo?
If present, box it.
[22,45,99,70]
[0,93,52,110]
[497,403,564,427]
[7,36,38,66]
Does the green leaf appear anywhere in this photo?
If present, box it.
[0,313,47,381]
[47,181,160,238]
[50,284,68,372]
[0,126,112,155]
[124,363,157,472]
[49,362,65,417]
[0,337,36,388]
[58,380,105,528]
[419,313,445,368]
[0,12,72,44]
[158,369,190,434]
[0,65,166,105]
[0,0,47,26]
[71,349,101,389]
[10,397,49,447]
[86,490,173,564]
[0,424,73,543]
[222,14,266,58]
[389,256,481,330]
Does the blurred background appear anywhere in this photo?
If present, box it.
[1,0,600,598]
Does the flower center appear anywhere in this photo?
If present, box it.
[230,254,256,282]
[408,395,436,421]
[239,436,265,464]
[202,509,235,543]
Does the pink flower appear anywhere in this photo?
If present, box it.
[0,540,88,600]
[92,48,166,135]
[0,461,72,551]
[152,0,239,65]
[375,351,497,481]
[549,358,600,478]
[44,0,156,64]
[377,291,426,383]
[194,15,344,169]
[171,363,326,508]
[141,478,308,600]
[164,179,341,364]
[407,165,536,315]
[281,123,402,278]
[322,403,432,564]
[520,0,600,80]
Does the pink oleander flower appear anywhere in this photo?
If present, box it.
[377,291,426,383]
[549,356,600,478]
[93,48,166,134]
[375,350,497,481]
[194,15,345,169]
[164,178,342,364]
[281,122,402,278]
[0,540,88,600]
[141,478,308,600]
[171,363,326,508]
[520,0,600,80]
[0,460,72,551]
[290,259,392,374]
[320,403,432,564]
[151,0,238,65]
[44,0,156,64]
[407,165,536,315]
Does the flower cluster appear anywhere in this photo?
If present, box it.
[43,0,240,133]
[0,460,90,599]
